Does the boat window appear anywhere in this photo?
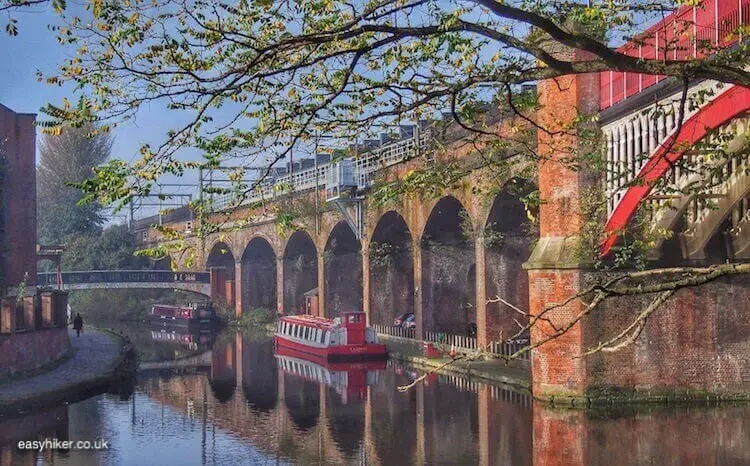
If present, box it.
[321,330,327,343]
[293,325,298,338]
[305,327,310,340]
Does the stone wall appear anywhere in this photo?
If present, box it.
[0,327,70,379]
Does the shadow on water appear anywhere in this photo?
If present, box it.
[5,326,750,464]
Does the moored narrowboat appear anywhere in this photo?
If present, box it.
[274,311,388,361]
[151,303,214,325]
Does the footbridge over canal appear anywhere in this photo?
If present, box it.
[36,270,212,297]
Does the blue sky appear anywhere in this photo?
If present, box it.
[0,4,202,219]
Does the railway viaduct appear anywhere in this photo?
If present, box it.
[144,0,750,402]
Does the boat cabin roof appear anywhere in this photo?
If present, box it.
[280,314,337,330]
[280,311,365,330]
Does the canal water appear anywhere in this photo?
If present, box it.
[2,323,750,465]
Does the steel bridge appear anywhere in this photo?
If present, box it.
[36,270,212,297]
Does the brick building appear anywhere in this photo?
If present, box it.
[0,103,69,379]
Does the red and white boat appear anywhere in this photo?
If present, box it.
[274,311,388,362]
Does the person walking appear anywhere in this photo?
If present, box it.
[73,313,83,337]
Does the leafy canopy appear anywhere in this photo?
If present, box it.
[29,0,748,214]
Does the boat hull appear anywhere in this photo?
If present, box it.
[274,335,388,362]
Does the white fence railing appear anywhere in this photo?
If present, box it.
[372,324,531,363]
[211,128,432,211]
[372,324,415,339]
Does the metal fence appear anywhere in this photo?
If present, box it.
[372,324,531,363]
[211,128,432,211]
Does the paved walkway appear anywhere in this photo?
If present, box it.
[384,337,531,389]
[0,329,123,409]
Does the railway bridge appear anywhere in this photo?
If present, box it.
[145,0,750,402]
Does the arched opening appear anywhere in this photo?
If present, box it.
[282,231,318,315]
[421,197,475,334]
[241,338,278,412]
[284,377,320,431]
[206,242,236,306]
[324,222,362,319]
[206,242,235,277]
[150,255,173,270]
[240,237,277,314]
[484,180,536,342]
[369,211,413,326]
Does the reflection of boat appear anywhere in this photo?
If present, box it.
[275,347,386,403]
[150,326,216,350]
[274,312,387,361]
[151,303,214,326]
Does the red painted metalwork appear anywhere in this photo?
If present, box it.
[601,85,750,256]
[600,0,750,110]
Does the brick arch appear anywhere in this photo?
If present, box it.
[602,85,750,256]
[282,229,319,315]
[364,205,412,244]
[369,210,414,326]
[240,231,281,259]
[206,241,236,275]
[207,238,238,265]
[420,195,476,334]
[325,220,363,317]
[482,179,538,342]
[239,236,278,313]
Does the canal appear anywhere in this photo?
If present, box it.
[2,322,750,465]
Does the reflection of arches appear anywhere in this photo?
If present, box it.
[241,237,277,313]
[326,387,365,457]
[284,377,320,430]
[423,382,480,464]
[421,196,475,334]
[370,370,417,465]
[283,231,318,315]
[484,180,536,341]
[241,339,278,412]
[210,340,236,403]
[324,222,362,318]
[369,211,414,326]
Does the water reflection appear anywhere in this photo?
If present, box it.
[5,329,750,465]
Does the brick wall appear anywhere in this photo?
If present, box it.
[581,273,750,398]
[0,104,37,289]
[0,327,70,379]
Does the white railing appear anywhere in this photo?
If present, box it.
[372,324,530,363]
[372,324,416,339]
[603,80,730,219]
[424,330,479,351]
[210,128,431,211]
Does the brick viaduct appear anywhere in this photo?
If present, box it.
[148,14,750,403]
